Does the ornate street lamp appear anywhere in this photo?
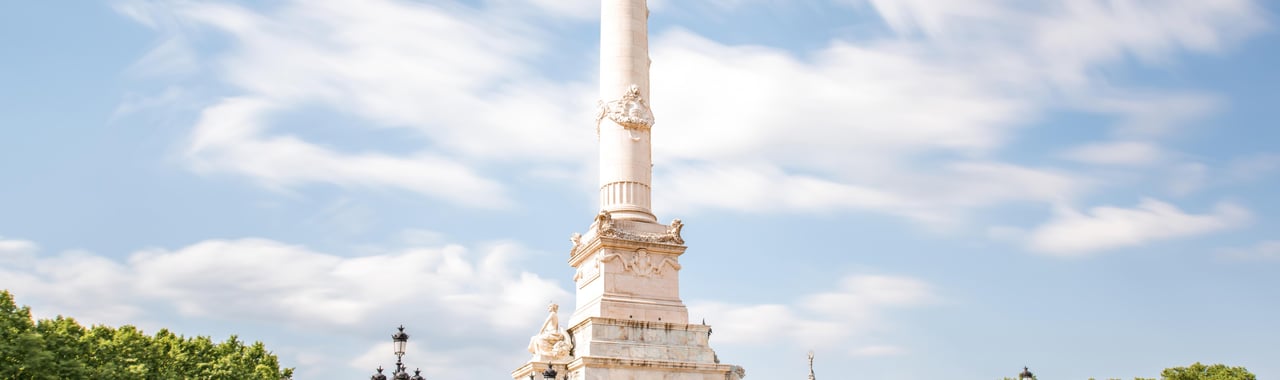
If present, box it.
[393,326,409,358]
[369,326,427,380]
[1019,366,1035,380]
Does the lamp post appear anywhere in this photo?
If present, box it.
[1018,366,1035,380]
[369,326,426,380]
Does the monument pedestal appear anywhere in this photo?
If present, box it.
[564,317,744,380]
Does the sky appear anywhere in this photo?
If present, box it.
[1,0,1279,379]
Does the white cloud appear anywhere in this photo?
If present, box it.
[0,234,573,379]
[851,0,1265,86]
[185,97,509,207]
[657,160,1084,226]
[0,237,38,265]
[115,0,1265,227]
[1217,240,1280,261]
[1153,153,1279,197]
[1080,92,1220,137]
[121,0,596,207]
[1,234,936,377]
[652,29,1027,165]
[1026,198,1251,256]
[1061,141,1164,166]
[0,236,568,332]
[0,248,141,324]
[135,239,568,330]
[690,274,935,348]
[641,0,1255,222]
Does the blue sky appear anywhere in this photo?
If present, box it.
[2,0,1279,379]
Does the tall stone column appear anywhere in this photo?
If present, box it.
[514,1,745,379]
[596,0,656,223]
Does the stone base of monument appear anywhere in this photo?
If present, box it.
[514,317,744,380]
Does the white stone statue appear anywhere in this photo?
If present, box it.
[527,302,573,362]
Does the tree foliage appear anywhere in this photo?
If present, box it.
[1013,362,1255,380]
[0,290,293,379]
[1161,362,1255,380]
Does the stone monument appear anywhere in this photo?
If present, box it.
[512,0,745,379]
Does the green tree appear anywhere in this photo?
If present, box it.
[1161,362,1256,380]
[0,290,55,379]
[33,316,90,378]
[0,290,293,379]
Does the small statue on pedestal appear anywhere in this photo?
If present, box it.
[527,303,573,362]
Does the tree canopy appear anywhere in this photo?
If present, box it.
[1161,362,1256,380]
[1,290,293,380]
[1011,362,1256,380]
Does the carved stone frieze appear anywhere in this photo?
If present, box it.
[600,248,681,278]
[573,254,602,282]
[595,84,655,137]
[593,210,684,245]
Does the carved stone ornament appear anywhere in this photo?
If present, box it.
[595,84,655,137]
[527,303,573,362]
[593,210,685,245]
[569,232,582,257]
[572,254,602,282]
[600,248,681,278]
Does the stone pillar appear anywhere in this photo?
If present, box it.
[597,0,657,223]
[515,1,746,379]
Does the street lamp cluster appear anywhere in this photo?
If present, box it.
[366,325,566,380]
[369,326,427,380]
[363,327,1032,379]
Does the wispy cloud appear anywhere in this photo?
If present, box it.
[1061,141,1165,167]
[690,274,936,349]
[0,237,38,266]
[185,97,510,207]
[115,0,1267,232]
[1026,198,1251,256]
[120,0,596,207]
[1217,240,1280,261]
[1227,153,1280,182]
[849,0,1265,86]
[0,234,572,379]
[642,0,1258,226]
[0,236,568,329]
